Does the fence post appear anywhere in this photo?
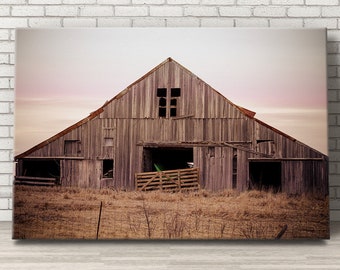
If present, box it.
[96,201,103,240]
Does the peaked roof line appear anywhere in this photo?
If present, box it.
[15,57,325,159]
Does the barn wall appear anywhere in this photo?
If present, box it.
[17,59,327,194]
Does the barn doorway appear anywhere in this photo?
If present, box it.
[143,147,193,172]
[21,159,60,179]
[249,161,282,192]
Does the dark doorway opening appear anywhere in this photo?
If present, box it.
[21,159,60,179]
[143,147,193,172]
[102,159,114,178]
[249,161,281,192]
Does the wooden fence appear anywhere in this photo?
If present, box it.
[135,167,200,192]
[14,176,57,187]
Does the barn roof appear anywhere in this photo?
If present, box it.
[15,57,320,159]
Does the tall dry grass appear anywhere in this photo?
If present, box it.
[13,186,329,240]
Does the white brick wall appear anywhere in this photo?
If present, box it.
[0,1,339,222]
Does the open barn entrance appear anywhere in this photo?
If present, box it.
[143,147,193,172]
[249,161,282,192]
[21,159,60,178]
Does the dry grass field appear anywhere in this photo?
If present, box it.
[13,186,329,240]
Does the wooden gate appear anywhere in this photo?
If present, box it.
[135,167,200,192]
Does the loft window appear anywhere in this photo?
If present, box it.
[171,88,181,97]
[157,88,167,97]
[157,87,181,118]
[102,159,114,178]
[64,140,81,156]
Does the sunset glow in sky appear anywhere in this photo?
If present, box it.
[15,28,328,155]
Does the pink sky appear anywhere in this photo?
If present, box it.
[15,28,328,155]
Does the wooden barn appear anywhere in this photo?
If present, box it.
[15,58,328,195]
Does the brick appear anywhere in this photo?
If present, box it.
[132,18,166,27]
[0,103,9,113]
[98,18,131,27]
[132,0,165,3]
[63,18,97,27]
[166,17,200,27]
[98,0,130,3]
[115,6,149,17]
[150,6,183,17]
[272,0,304,4]
[29,0,62,3]
[63,0,96,3]
[322,7,340,17]
[0,138,13,150]
[184,6,218,17]
[327,43,338,54]
[328,90,338,101]
[167,0,200,4]
[308,17,339,29]
[237,0,269,4]
[0,79,10,89]
[0,54,8,65]
[0,115,13,127]
[0,41,15,53]
[201,0,234,4]
[329,115,337,125]
[0,90,14,101]
[0,151,10,161]
[46,6,78,16]
[288,7,320,17]
[328,78,340,90]
[0,210,12,221]
[254,7,286,17]
[220,7,252,17]
[9,54,15,65]
[306,0,339,5]
[0,126,10,137]
[0,199,9,210]
[0,6,10,17]
[80,6,114,17]
[0,174,10,186]
[0,0,26,3]
[0,30,9,40]
[269,18,303,28]
[328,30,340,42]
[0,164,13,176]
[11,6,44,17]
[235,18,269,27]
[0,18,28,29]
[330,199,340,210]
[329,187,336,200]
[29,18,62,27]
[201,18,234,27]
[328,54,340,65]
[0,65,14,77]
[330,126,340,138]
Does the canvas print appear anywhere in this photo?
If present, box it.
[13,28,329,240]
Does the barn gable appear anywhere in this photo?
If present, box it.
[15,58,328,195]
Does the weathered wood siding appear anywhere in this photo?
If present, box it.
[17,58,328,194]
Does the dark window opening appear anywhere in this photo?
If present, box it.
[170,108,177,117]
[103,159,114,178]
[171,88,181,97]
[157,88,167,97]
[143,147,193,172]
[159,107,166,117]
[64,140,81,156]
[159,97,166,106]
[249,161,281,192]
[157,88,181,118]
[21,159,60,179]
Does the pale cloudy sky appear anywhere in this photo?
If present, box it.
[15,28,328,155]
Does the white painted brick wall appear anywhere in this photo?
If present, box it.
[0,1,339,222]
